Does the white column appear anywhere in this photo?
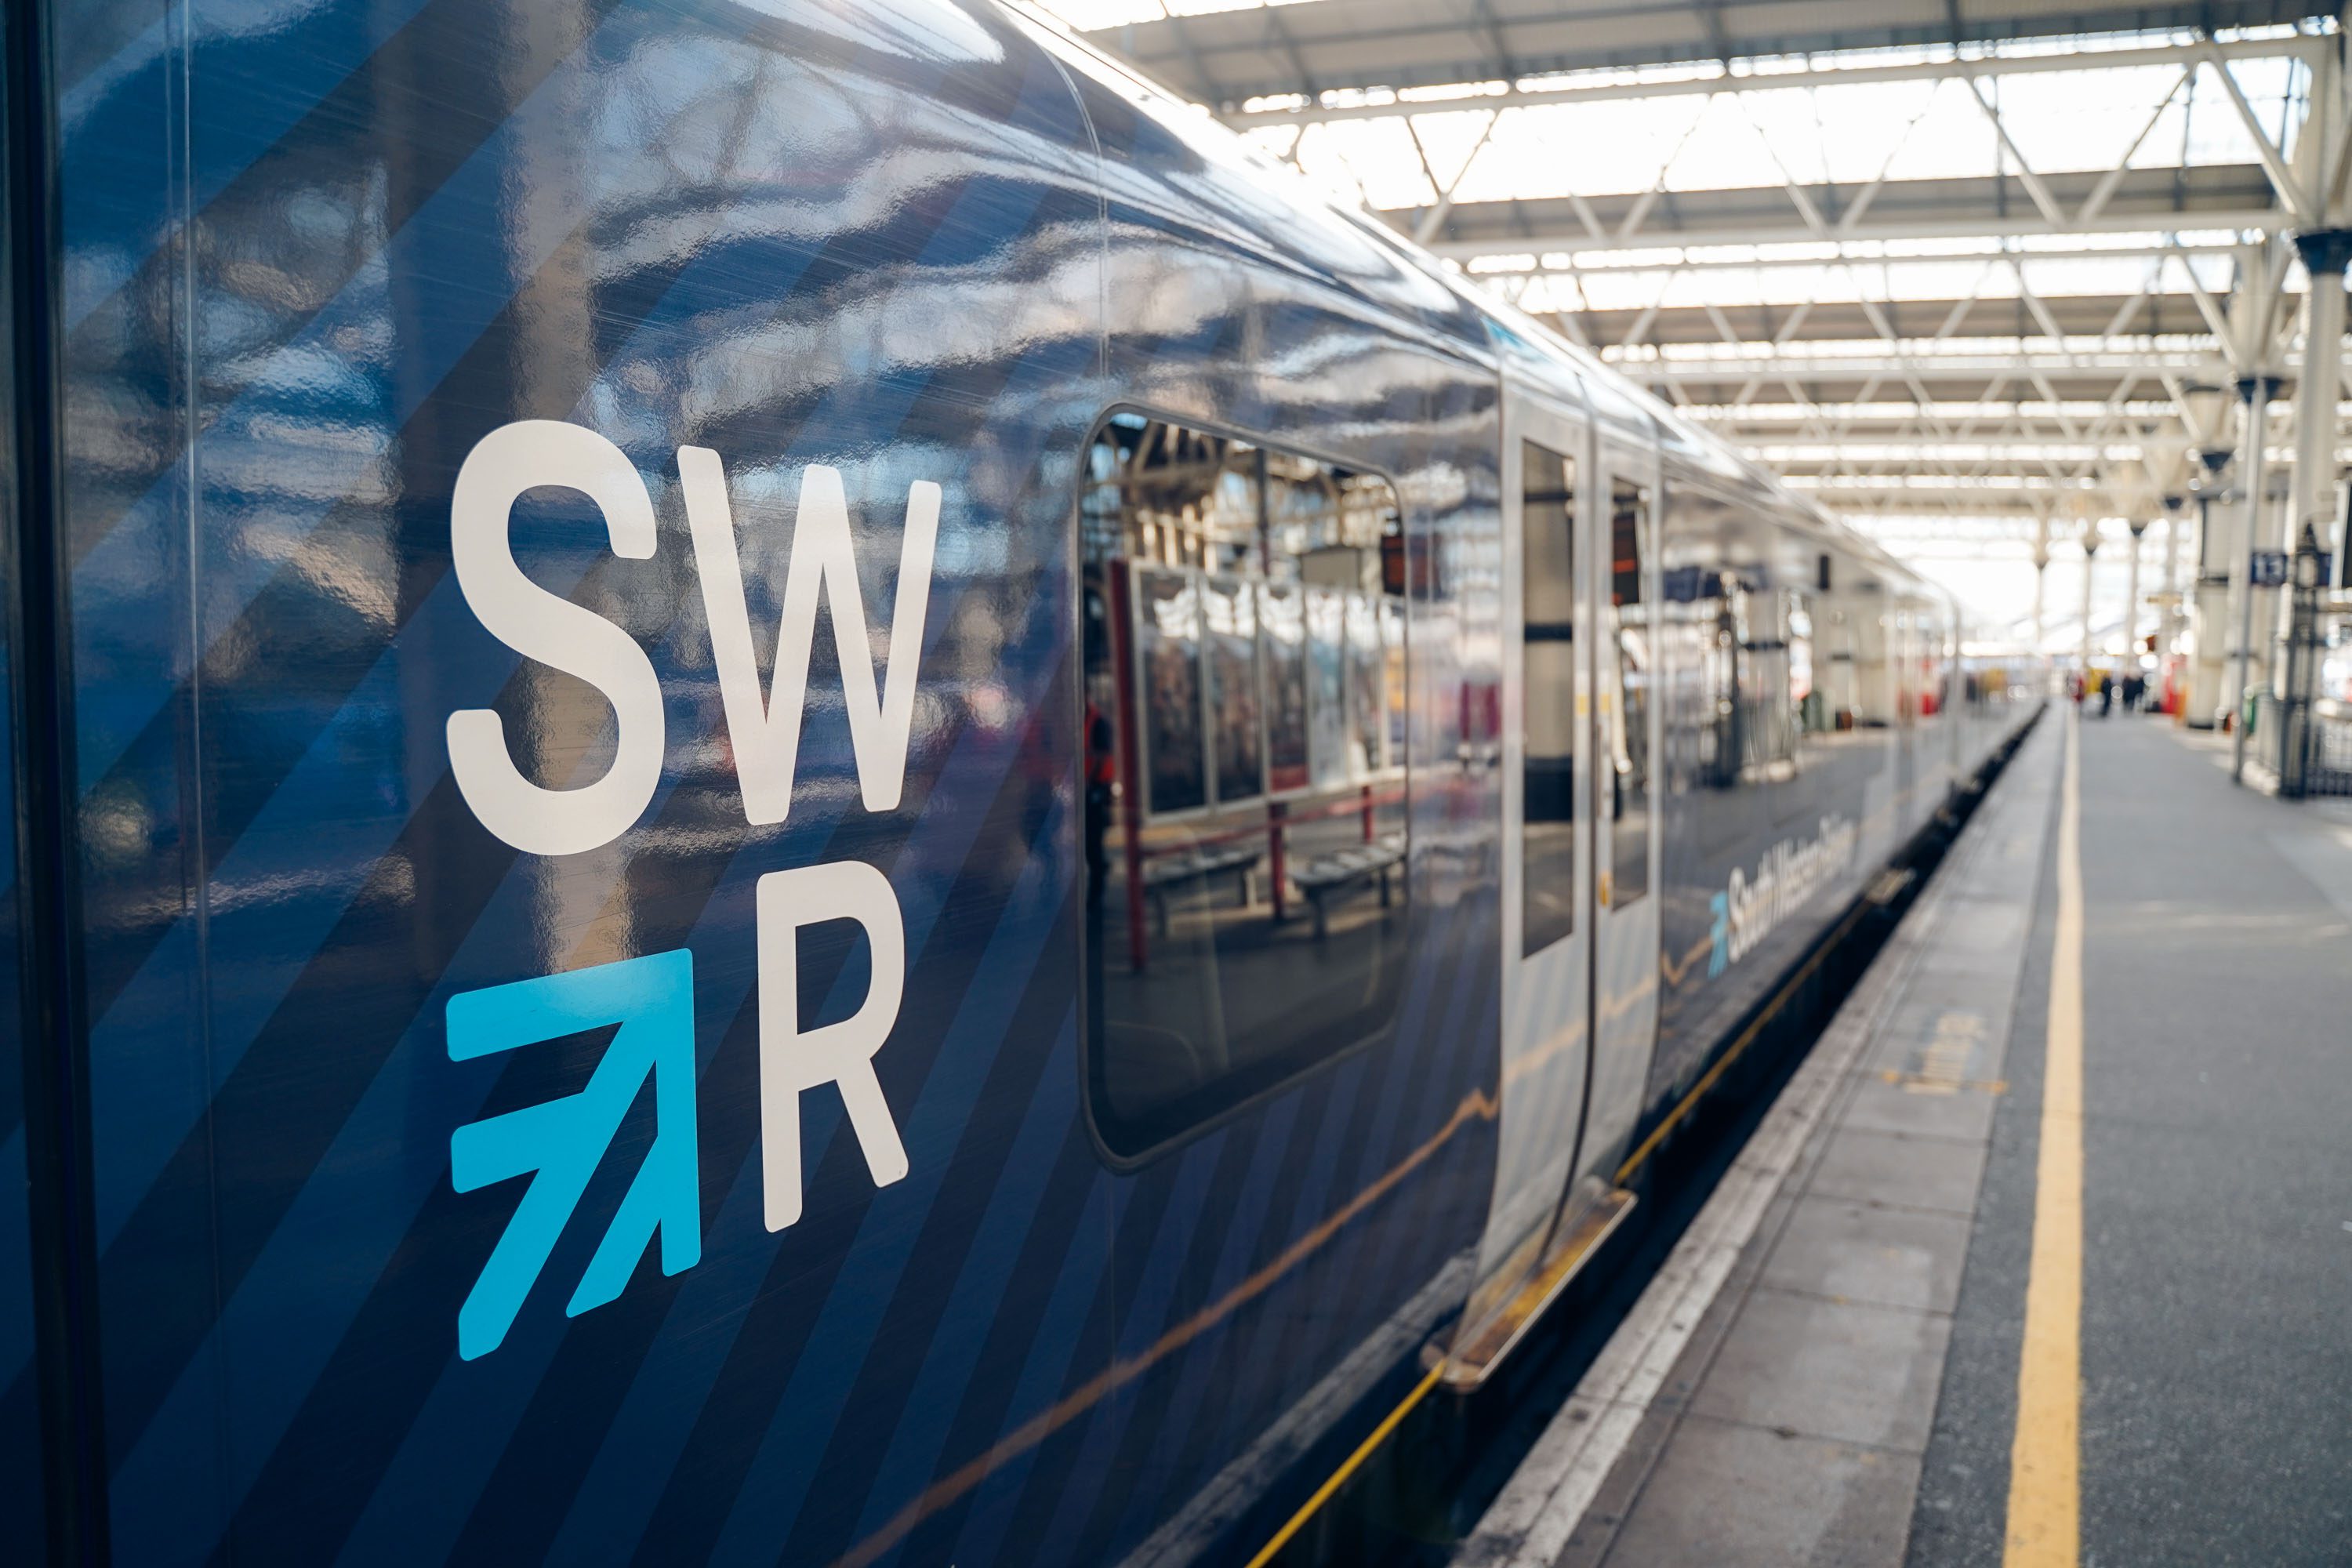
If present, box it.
[2161,500,2186,619]
[2230,377,2280,781]
[2297,234,2352,575]
[2123,518,2147,686]
[2030,515,2049,666]
[2189,494,2229,727]
[2079,529,2100,678]
[2283,234,2352,666]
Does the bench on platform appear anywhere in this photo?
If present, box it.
[1142,843,1262,935]
[1290,832,1406,937]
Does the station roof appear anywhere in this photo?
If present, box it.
[1038,0,2348,645]
[1046,0,2321,114]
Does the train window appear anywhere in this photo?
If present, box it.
[1607,476,1651,907]
[1745,590,1797,775]
[1915,605,1951,722]
[1523,440,1576,956]
[1080,411,1409,1161]
[1789,596,1818,733]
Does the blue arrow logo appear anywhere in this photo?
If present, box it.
[448,949,701,1360]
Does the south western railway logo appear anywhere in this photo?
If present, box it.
[1708,815,1860,980]
[441,420,938,1359]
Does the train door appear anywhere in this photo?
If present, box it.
[1450,392,1607,1384]
[1579,439,1663,1186]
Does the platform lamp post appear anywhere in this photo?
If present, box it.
[2078,516,2101,684]
[2277,524,2328,796]
[2122,515,2150,699]
[2030,513,2051,680]
[2230,374,2283,784]
[2180,379,2238,730]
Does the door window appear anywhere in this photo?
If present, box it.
[1522,440,1577,956]
[1607,474,1651,907]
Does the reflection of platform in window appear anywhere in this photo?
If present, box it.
[1204,575,1265,805]
[1263,580,1312,793]
[1091,804,1409,1147]
[1346,594,1385,775]
[1135,568,1206,815]
[1078,408,1409,1160]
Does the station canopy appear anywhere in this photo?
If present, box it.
[1033,0,2350,648]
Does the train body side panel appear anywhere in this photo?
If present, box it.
[1650,480,1907,1112]
[41,1,1167,1562]
[22,0,2038,1561]
[1040,57,1508,1564]
[1,36,48,1548]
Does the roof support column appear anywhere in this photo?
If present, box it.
[2289,230,2352,590]
[2079,526,2101,679]
[2031,514,2050,659]
[2160,495,2188,666]
[2124,517,2149,678]
[2230,373,2284,781]
[2184,419,2237,730]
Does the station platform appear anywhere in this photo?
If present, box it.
[1455,705,2352,1566]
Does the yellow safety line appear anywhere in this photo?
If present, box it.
[1241,1363,1446,1568]
[2006,711,2083,1566]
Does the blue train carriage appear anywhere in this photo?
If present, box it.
[5,31,54,1555]
[4,0,2037,1563]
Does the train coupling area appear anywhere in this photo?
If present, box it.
[1454,704,2352,1566]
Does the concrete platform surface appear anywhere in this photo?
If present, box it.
[1457,704,2352,1566]
[1914,712,2352,1568]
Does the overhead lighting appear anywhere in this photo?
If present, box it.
[2177,382,2237,461]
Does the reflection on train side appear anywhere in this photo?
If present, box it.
[1080,411,1409,1160]
[1668,545,1955,793]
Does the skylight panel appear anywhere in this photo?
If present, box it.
[1236,49,2315,216]
[1399,80,1510,106]
[1163,0,1319,16]
[1479,245,2241,317]
[1448,98,1716,205]
[1683,91,1820,188]
[1860,81,1993,184]
[1295,116,1435,209]
[1029,0,1167,27]
[1038,0,1323,18]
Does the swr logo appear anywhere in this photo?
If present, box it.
[442,421,938,1356]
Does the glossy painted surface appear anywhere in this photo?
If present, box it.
[13,2,2029,1563]
[1,42,48,1552]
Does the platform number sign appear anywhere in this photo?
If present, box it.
[441,421,939,1359]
